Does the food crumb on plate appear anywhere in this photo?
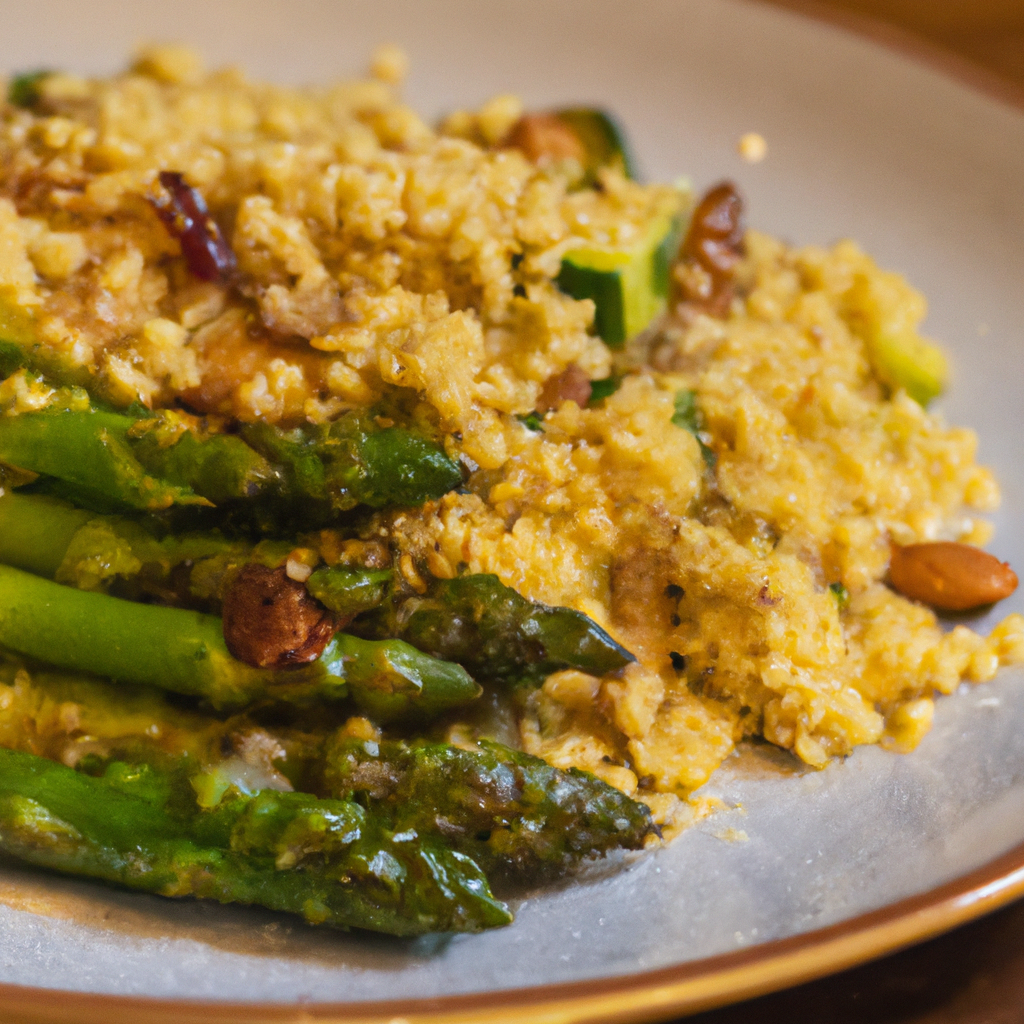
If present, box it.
[738,131,768,162]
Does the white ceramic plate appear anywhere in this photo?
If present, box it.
[1,1,1023,1020]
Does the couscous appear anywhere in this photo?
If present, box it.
[0,45,1018,935]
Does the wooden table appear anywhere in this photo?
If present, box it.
[805,0,1024,88]
[674,3,1024,1021]
[679,899,1024,1022]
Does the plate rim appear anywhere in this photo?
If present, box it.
[2,836,1024,1023]
[2,2,1023,1021]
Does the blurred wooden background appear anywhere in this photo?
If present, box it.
[774,0,1024,88]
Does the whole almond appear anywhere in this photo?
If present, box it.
[889,542,1018,611]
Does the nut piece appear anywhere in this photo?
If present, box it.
[537,364,592,413]
[889,542,1018,611]
[223,564,336,668]
[675,181,745,317]
[503,113,585,166]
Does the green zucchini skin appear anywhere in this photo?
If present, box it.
[557,257,628,347]
[555,107,637,183]
[557,213,684,349]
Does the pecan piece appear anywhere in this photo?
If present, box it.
[504,114,585,166]
[222,564,337,668]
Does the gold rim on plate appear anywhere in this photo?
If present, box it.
[3,837,1024,1023]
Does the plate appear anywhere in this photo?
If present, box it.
[1,1,1023,1020]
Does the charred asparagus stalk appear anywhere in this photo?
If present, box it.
[0,747,511,935]
[323,736,658,881]
[239,415,463,520]
[0,404,461,519]
[0,408,210,511]
[0,565,479,718]
[356,573,636,682]
[0,662,656,899]
[0,492,392,617]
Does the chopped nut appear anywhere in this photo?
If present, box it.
[503,113,584,166]
[889,542,1018,612]
[285,548,319,583]
[285,558,313,583]
[222,564,335,668]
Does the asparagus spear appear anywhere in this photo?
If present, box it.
[0,409,209,511]
[0,408,278,510]
[306,565,392,619]
[0,564,479,718]
[4,285,460,516]
[357,574,636,682]
[325,634,479,722]
[0,562,275,707]
[0,405,462,520]
[0,492,393,618]
[0,658,654,883]
[0,491,315,608]
[0,491,95,579]
[323,736,658,880]
[241,413,463,517]
[0,491,244,595]
[128,413,277,505]
[0,747,511,934]
[0,661,651,897]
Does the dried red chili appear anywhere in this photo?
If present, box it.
[151,171,237,283]
[222,564,337,669]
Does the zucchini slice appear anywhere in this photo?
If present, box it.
[843,271,948,407]
[557,208,684,348]
[869,332,948,406]
[554,108,636,183]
